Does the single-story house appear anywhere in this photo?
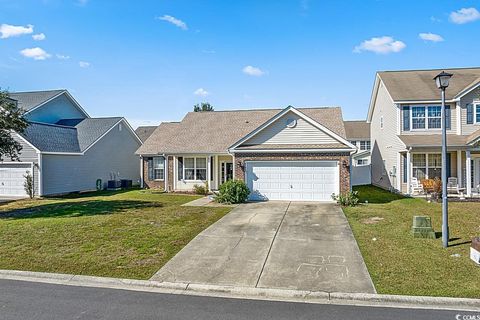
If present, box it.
[1,89,142,197]
[136,106,357,201]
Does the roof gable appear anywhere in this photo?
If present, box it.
[230,107,355,151]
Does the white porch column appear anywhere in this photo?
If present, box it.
[207,156,212,191]
[457,151,462,187]
[140,156,144,188]
[466,150,472,196]
[164,155,169,192]
[406,150,411,195]
[232,153,236,180]
[214,155,218,189]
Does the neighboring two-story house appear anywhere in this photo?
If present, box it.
[368,67,480,196]
[1,90,142,197]
[344,120,371,166]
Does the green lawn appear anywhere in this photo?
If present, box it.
[344,185,480,298]
[0,190,231,279]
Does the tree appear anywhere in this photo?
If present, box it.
[0,90,29,161]
[193,102,214,112]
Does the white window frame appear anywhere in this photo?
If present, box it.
[411,153,443,181]
[474,102,480,124]
[409,105,443,130]
[150,157,165,181]
[183,157,207,181]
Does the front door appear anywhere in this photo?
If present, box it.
[221,162,233,184]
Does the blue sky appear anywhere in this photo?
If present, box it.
[1,0,480,128]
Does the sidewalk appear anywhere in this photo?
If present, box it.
[0,269,479,312]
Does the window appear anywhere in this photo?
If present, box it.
[359,140,371,150]
[349,140,357,147]
[147,157,164,180]
[411,106,444,129]
[476,104,480,123]
[412,106,426,129]
[428,154,442,179]
[195,157,207,180]
[412,154,426,180]
[411,153,445,181]
[182,157,207,181]
[357,159,369,166]
[184,158,195,180]
[427,106,441,129]
[380,116,384,129]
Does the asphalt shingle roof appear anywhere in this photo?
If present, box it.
[378,67,480,101]
[135,126,157,142]
[20,118,122,153]
[9,90,65,112]
[137,107,347,155]
[344,120,370,140]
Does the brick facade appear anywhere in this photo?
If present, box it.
[142,156,173,191]
[233,152,351,194]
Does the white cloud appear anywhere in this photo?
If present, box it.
[32,33,46,41]
[79,61,90,68]
[194,88,209,97]
[0,24,34,39]
[242,65,266,76]
[419,32,444,42]
[353,36,406,54]
[56,54,70,60]
[19,47,51,60]
[449,7,480,24]
[156,15,188,30]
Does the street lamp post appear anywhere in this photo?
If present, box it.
[434,71,453,248]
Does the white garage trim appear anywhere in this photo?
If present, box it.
[245,160,340,202]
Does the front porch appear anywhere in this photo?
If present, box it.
[142,154,234,192]
[400,148,480,198]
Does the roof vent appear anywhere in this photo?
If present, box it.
[286,118,297,128]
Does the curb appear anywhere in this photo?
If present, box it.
[0,269,479,312]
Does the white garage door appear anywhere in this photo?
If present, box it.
[246,161,339,201]
[0,164,31,197]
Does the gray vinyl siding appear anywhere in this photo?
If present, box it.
[400,103,457,135]
[370,80,405,191]
[243,111,339,145]
[459,87,480,135]
[41,122,141,195]
[25,93,87,124]
[4,133,40,195]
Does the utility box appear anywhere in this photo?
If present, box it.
[412,216,436,239]
[471,237,480,265]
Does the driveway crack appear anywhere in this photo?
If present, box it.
[255,202,290,288]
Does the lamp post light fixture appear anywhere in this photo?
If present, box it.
[434,71,453,248]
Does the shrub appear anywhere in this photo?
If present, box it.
[193,183,209,196]
[23,171,34,199]
[332,191,359,207]
[215,180,250,204]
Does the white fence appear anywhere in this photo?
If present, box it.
[351,165,371,186]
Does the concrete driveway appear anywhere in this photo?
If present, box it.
[152,202,375,294]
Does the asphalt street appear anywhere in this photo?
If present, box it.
[0,279,474,320]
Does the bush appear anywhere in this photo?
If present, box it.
[215,180,250,204]
[193,183,209,196]
[332,191,359,207]
[23,171,34,199]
